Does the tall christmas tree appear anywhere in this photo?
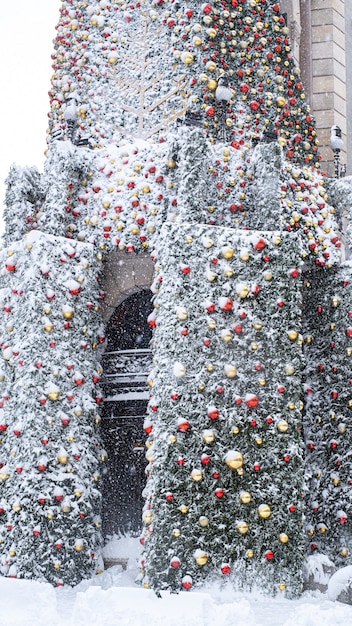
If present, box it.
[0,0,351,595]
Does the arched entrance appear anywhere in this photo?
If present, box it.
[101,288,153,537]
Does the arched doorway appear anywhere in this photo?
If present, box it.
[101,288,153,537]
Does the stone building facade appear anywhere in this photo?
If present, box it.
[284,0,349,176]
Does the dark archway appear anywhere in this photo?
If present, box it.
[101,289,153,537]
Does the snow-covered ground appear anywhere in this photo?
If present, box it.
[1,537,352,626]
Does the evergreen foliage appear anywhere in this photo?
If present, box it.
[303,263,352,567]
[142,222,304,596]
[0,232,104,584]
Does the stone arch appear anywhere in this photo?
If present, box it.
[101,251,154,324]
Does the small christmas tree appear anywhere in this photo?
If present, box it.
[0,231,104,585]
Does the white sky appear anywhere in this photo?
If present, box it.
[0,0,62,232]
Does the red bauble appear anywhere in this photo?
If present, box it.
[265,550,274,561]
[203,3,212,13]
[201,454,210,465]
[170,556,181,568]
[215,488,225,498]
[253,463,260,472]
[245,394,258,408]
[178,419,190,432]
[182,577,192,590]
[165,493,173,501]
[203,338,211,346]
[177,457,185,466]
[234,324,242,334]
[208,408,219,420]
[288,504,296,513]
[221,564,231,575]
[181,328,188,336]
[253,237,266,250]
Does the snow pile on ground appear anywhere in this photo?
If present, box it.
[1,537,352,626]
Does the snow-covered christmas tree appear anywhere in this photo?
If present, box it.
[0,0,351,596]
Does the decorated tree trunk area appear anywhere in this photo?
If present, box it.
[141,223,305,597]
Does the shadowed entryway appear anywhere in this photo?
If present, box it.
[101,289,153,537]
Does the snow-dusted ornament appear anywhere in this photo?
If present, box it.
[173,362,186,378]
[225,450,244,470]
[194,549,208,566]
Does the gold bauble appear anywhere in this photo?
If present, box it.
[263,271,273,281]
[253,321,263,331]
[172,529,181,537]
[9,550,16,557]
[58,453,69,464]
[225,451,244,470]
[74,543,84,552]
[48,391,60,401]
[143,511,153,524]
[47,512,54,520]
[191,469,203,482]
[256,437,263,445]
[340,548,349,557]
[273,236,281,245]
[199,516,209,527]
[237,521,249,534]
[285,365,295,375]
[330,297,341,308]
[279,533,289,544]
[278,582,286,591]
[195,551,208,566]
[176,308,188,321]
[12,504,21,512]
[62,308,74,319]
[54,562,60,570]
[258,504,271,519]
[207,319,217,329]
[240,491,251,504]
[203,431,215,444]
[222,246,234,259]
[61,504,71,513]
[239,251,250,262]
[237,285,250,298]
[225,365,237,378]
[74,490,83,498]
[179,505,188,514]
[182,52,194,65]
[287,330,298,341]
[44,323,54,333]
[277,420,289,433]
[169,435,177,444]
[232,426,239,435]
[221,330,233,343]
